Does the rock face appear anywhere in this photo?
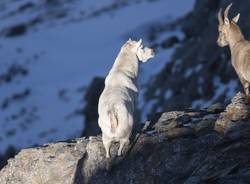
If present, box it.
[215,92,250,134]
[1,93,250,184]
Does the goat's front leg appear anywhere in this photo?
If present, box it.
[244,82,249,95]
[243,82,250,103]
[239,75,250,103]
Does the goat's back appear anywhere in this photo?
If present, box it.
[233,42,250,81]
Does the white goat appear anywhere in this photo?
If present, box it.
[98,39,155,158]
[217,3,250,102]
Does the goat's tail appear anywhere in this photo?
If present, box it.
[108,109,118,134]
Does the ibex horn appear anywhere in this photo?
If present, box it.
[218,8,223,24]
[224,3,233,20]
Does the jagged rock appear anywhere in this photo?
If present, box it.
[1,93,250,184]
[1,89,31,110]
[4,24,27,37]
[194,115,216,134]
[215,92,250,134]
[165,127,194,139]
[0,64,28,85]
[152,111,186,132]
[225,92,250,121]
[206,103,224,113]
[160,36,179,49]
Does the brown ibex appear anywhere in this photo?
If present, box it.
[217,3,250,102]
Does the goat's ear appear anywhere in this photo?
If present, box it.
[128,38,132,41]
[224,17,230,25]
[137,39,142,47]
[232,13,240,23]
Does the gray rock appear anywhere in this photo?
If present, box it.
[1,93,250,184]
[4,24,27,37]
[160,36,179,49]
[207,103,224,113]
[225,92,250,121]
[215,92,250,134]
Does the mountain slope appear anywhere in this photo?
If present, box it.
[0,0,195,153]
[143,0,250,116]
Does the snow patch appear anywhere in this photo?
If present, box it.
[164,89,173,100]
[0,0,195,153]
[192,77,238,108]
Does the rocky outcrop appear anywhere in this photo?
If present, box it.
[1,92,250,184]
[0,146,16,170]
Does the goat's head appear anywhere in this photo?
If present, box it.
[126,38,155,62]
[217,3,240,47]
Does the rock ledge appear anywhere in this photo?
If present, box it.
[1,93,250,184]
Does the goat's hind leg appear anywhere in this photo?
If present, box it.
[243,82,250,104]
[238,75,250,103]
[102,135,112,158]
[118,138,129,156]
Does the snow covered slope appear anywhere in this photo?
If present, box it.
[0,0,194,153]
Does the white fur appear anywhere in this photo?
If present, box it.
[98,39,154,158]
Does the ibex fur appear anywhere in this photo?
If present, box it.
[217,3,250,102]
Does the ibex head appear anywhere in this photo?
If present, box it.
[217,3,240,47]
